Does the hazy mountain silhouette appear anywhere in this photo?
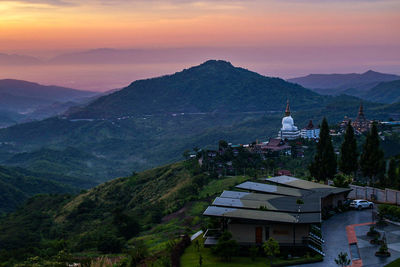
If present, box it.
[288,70,400,96]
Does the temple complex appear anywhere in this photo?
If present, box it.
[340,103,372,133]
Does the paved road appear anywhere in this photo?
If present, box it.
[297,208,375,267]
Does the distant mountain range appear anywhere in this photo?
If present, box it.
[0,53,42,66]
[288,70,400,103]
[0,60,398,184]
[0,79,99,127]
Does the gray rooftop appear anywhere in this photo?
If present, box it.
[203,206,321,224]
[265,176,352,197]
[235,181,304,197]
[214,191,320,213]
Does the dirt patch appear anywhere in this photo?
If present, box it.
[162,201,194,223]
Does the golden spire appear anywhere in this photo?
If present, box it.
[285,100,291,116]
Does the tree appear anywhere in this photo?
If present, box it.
[309,118,337,181]
[113,210,140,239]
[387,158,399,189]
[333,173,350,188]
[360,123,385,185]
[218,140,228,150]
[182,150,190,160]
[339,121,358,175]
[97,232,124,254]
[334,252,351,267]
[263,237,280,266]
[212,231,238,262]
[127,240,148,267]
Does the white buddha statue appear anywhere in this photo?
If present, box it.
[278,101,300,140]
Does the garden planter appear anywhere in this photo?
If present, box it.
[375,252,391,257]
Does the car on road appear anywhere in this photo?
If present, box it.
[349,199,374,210]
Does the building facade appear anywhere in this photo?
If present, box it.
[300,120,320,139]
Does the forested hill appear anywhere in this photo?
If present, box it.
[0,165,95,214]
[67,60,321,119]
[360,80,400,104]
[0,161,221,263]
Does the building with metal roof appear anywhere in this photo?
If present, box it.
[202,176,351,256]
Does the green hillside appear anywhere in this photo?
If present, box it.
[0,165,95,214]
[0,98,397,182]
[0,160,250,265]
[361,80,400,104]
[4,147,120,182]
[68,60,322,119]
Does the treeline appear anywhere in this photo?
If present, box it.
[309,118,400,188]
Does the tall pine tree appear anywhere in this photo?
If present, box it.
[339,121,358,175]
[387,158,399,189]
[360,122,385,184]
[309,117,337,182]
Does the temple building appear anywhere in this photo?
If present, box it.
[300,120,320,139]
[278,101,300,140]
[340,103,372,134]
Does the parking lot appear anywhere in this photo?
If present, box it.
[297,206,400,267]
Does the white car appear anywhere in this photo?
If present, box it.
[350,199,374,210]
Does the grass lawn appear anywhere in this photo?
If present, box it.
[385,258,400,267]
[199,176,248,198]
[181,237,323,267]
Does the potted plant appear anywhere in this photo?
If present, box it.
[375,234,391,257]
[367,226,380,238]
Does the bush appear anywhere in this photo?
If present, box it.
[97,233,124,254]
[379,204,400,222]
[212,231,238,262]
[113,211,141,239]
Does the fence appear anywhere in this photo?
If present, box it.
[348,185,400,205]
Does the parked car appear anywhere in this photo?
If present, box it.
[350,199,374,210]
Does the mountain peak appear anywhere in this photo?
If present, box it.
[362,70,380,75]
[200,59,233,66]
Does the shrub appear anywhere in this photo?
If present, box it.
[97,233,124,254]
[379,204,400,222]
[170,234,191,267]
[212,231,238,262]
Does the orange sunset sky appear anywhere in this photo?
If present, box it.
[0,0,400,91]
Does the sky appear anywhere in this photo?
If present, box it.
[0,0,400,91]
